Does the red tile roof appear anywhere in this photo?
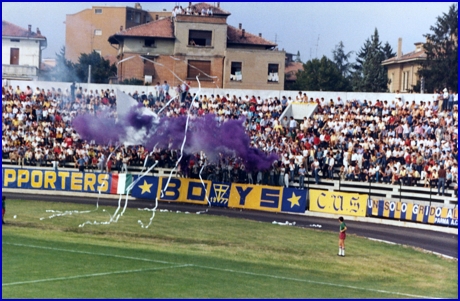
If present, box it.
[109,17,277,49]
[382,50,427,65]
[227,25,277,47]
[109,17,174,43]
[2,20,46,39]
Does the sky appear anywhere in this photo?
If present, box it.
[2,2,455,62]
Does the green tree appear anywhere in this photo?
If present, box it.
[382,41,396,60]
[45,46,78,82]
[293,56,351,91]
[418,3,458,92]
[74,51,117,83]
[332,41,354,77]
[352,28,389,92]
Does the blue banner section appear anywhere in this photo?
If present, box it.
[281,188,307,213]
[209,181,231,207]
[131,175,159,199]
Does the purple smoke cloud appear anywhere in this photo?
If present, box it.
[73,107,278,172]
[72,111,124,145]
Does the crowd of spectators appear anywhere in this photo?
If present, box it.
[2,83,458,197]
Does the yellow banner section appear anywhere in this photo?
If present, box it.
[228,184,282,213]
[2,168,109,193]
[157,177,210,205]
[310,190,367,217]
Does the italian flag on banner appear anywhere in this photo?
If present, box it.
[110,174,133,194]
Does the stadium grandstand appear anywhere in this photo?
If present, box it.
[2,82,457,208]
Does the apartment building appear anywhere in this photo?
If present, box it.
[65,3,170,64]
[107,2,285,90]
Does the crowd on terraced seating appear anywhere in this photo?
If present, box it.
[2,83,458,197]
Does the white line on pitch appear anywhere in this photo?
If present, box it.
[191,265,439,299]
[2,242,440,298]
[2,242,174,264]
[2,264,191,287]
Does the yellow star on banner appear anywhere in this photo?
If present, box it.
[138,180,153,195]
[287,192,301,208]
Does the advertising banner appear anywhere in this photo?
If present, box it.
[309,189,367,217]
[2,168,110,193]
[367,199,458,227]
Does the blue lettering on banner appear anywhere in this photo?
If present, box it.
[187,181,206,201]
[260,189,280,208]
[316,192,327,209]
[236,186,253,205]
[160,178,181,201]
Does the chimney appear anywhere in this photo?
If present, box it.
[36,27,41,35]
[28,25,31,32]
[397,37,402,58]
[259,33,262,37]
[238,23,242,30]
[217,2,220,8]
[242,29,245,38]
[189,2,192,7]
[134,3,141,10]
[120,25,123,31]
[155,14,159,20]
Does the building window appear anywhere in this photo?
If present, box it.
[10,39,20,42]
[188,30,212,47]
[94,29,102,36]
[95,8,102,14]
[402,71,409,91]
[187,60,211,79]
[144,38,155,47]
[268,64,279,82]
[230,62,242,81]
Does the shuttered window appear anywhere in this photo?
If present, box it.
[187,60,211,79]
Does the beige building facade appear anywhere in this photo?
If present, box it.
[382,38,427,93]
[108,3,285,90]
[65,4,170,64]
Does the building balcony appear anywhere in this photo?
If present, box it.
[2,64,39,80]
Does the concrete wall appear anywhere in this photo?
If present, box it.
[3,79,438,105]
